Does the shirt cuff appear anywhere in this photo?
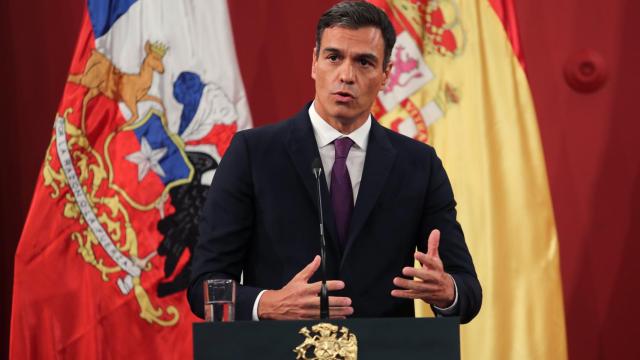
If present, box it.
[432,274,458,315]
[252,290,268,321]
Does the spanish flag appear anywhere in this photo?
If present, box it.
[369,0,567,358]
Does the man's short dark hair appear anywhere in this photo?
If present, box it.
[316,1,397,69]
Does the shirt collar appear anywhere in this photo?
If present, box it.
[308,101,371,150]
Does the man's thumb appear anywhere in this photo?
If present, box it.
[427,229,440,257]
[293,255,321,282]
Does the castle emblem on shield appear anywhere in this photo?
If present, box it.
[373,0,465,143]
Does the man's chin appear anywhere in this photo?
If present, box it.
[327,105,362,121]
[330,112,359,124]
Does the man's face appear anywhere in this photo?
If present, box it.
[312,26,391,128]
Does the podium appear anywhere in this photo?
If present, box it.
[193,317,460,359]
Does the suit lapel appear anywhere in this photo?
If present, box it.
[285,107,341,256]
[340,121,397,269]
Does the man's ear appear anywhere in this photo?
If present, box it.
[381,61,393,90]
[311,47,318,80]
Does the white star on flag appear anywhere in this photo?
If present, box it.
[125,137,167,182]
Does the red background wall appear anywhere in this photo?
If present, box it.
[1,1,639,359]
[515,1,640,358]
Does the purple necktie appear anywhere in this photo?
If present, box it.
[331,137,355,249]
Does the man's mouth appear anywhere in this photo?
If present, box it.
[332,91,355,102]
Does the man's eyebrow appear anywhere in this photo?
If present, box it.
[321,47,343,54]
[321,48,379,63]
[356,53,379,63]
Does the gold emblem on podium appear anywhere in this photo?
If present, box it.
[293,323,358,359]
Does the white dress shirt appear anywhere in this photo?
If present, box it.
[308,101,370,204]
[251,102,457,319]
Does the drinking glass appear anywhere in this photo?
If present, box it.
[203,279,236,322]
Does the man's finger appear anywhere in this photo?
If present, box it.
[426,229,440,258]
[326,280,346,291]
[298,306,354,319]
[308,280,345,294]
[393,277,430,292]
[300,294,352,308]
[300,306,352,319]
[328,296,352,307]
[299,309,327,319]
[414,252,443,271]
[328,306,354,316]
[293,255,321,282]
[390,289,422,299]
[402,266,441,283]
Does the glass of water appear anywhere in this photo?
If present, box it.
[203,279,236,322]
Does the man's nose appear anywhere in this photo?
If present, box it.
[339,62,355,84]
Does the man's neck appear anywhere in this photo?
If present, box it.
[326,117,368,135]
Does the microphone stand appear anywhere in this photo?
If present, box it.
[312,159,329,319]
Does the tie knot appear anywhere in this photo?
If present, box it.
[334,137,354,159]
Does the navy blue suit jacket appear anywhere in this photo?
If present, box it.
[188,104,482,323]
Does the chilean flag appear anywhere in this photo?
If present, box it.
[11,0,251,358]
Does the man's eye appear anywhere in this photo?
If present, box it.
[359,59,371,66]
[328,55,339,62]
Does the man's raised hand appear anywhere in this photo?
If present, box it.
[391,229,455,308]
[258,255,353,319]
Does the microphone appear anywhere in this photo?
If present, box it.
[312,157,329,319]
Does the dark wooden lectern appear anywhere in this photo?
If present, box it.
[193,317,460,359]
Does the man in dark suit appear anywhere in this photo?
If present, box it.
[188,1,482,323]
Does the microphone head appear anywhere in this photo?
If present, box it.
[312,158,322,177]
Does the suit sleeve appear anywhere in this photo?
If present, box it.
[188,131,263,320]
[419,147,482,324]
